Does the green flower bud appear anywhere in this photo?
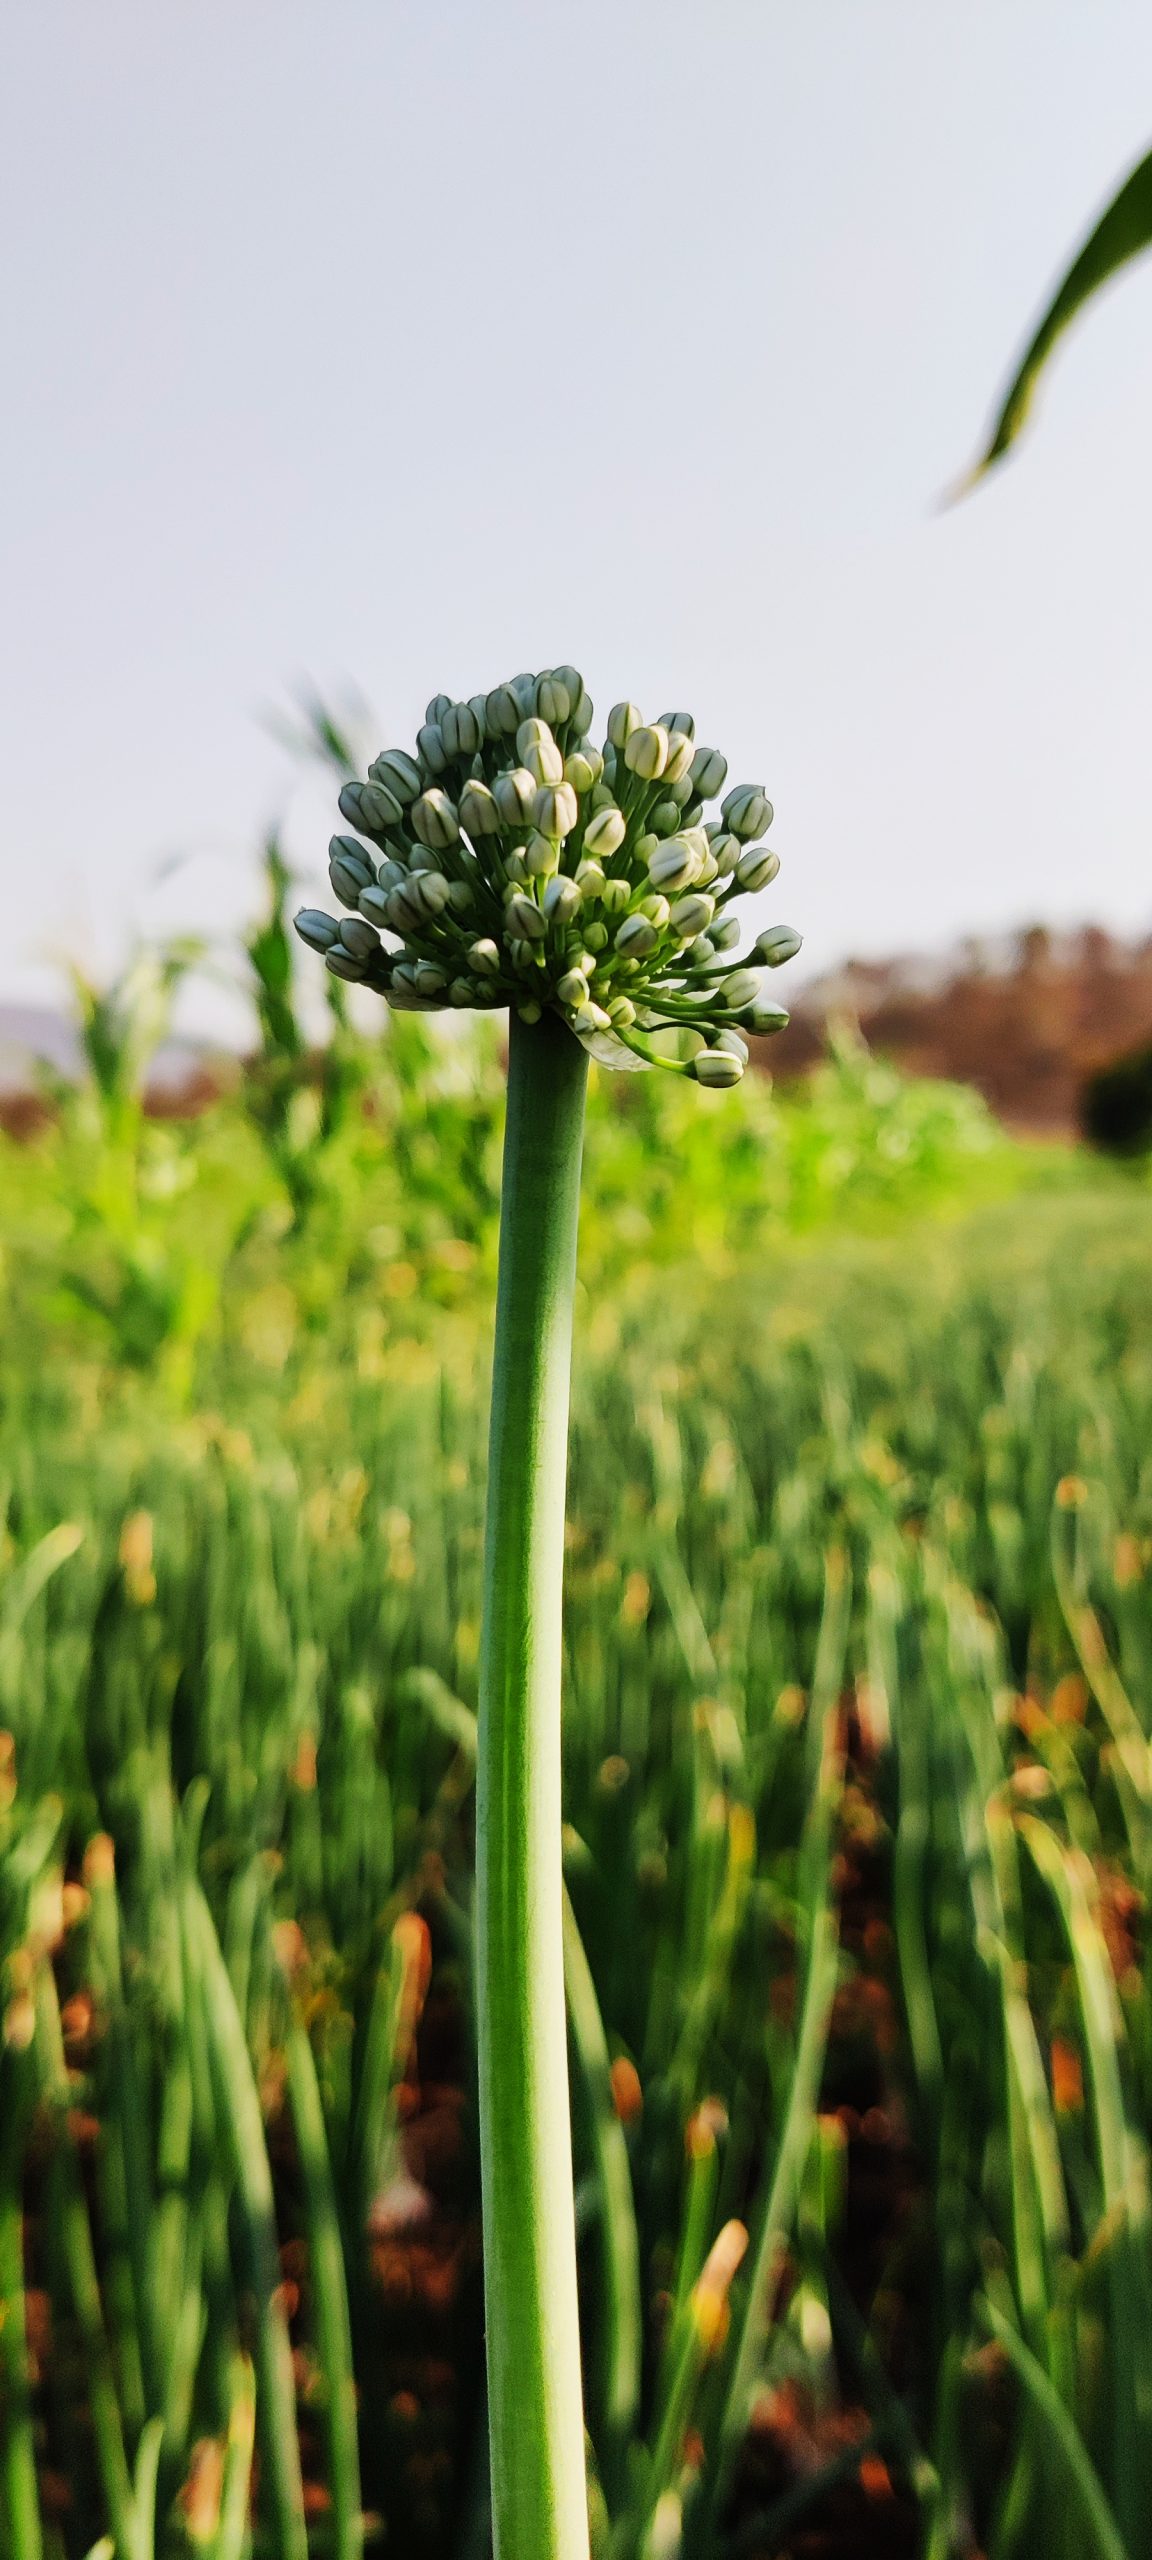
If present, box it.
[648,837,700,891]
[572,687,594,733]
[506,892,547,943]
[449,977,477,1006]
[460,779,501,838]
[469,938,502,976]
[532,782,579,840]
[485,683,521,737]
[573,998,612,1034]
[607,995,636,1028]
[414,959,449,995]
[708,832,741,877]
[522,735,565,788]
[536,674,572,726]
[615,913,659,959]
[441,701,483,760]
[722,785,773,840]
[633,832,659,866]
[358,884,393,925]
[724,969,762,1012]
[412,788,460,851]
[690,746,727,799]
[670,892,715,936]
[661,732,695,786]
[735,844,780,892]
[557,965,590,1005]
[368,748,423,805]
[575,858,606,895]
[648,799,681,838]
[329,842,375,907]
[708,914,742,952]
[600,746,618,788]
[657,710,696,739]
[666,772,695,810]
[339,777,403,837]
[446,881,475,916]
[755,923,803,967]
[503,849,528,887]
[583,805,627,860]
[543,874,582,924]
[417,722,449,777]
[517,999,543,1023]
[563,743,604,793]
[326,948,368,983]
[338,916,380,959]
[639,893,670,928]
[295,908,339,953]
[746,999,789,1036]
[607,701,642,750]
[584,921,609,952]
[425,692,453,726]
[601,876,632,916]
[693,1047,745,1088]
[386,884,423,934]
[624,724,670,781]
[413,870,452,916]
[509,673,539,720]
[493,768,538,826]
[525,829,560,878]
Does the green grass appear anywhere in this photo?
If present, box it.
[3,990,1152,2556]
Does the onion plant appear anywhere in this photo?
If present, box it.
[294,666,800,2558]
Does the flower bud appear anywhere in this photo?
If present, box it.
[326,948,368,982]
[657,710,696,739]
[412,788,461,851]
[615,913,658,959]
[506,892,547,943]
[723,969,763,1012]
[469,939,502,976]
[713,1027,750,1062]
[449,977,476,1006]
[707,832,741,877]
[536,673,572,726]
[425,692,453,726]
[339,778,403,837]
[661,731,695,785]
[670,892,715,936]
[721,785,773,840]
[493,768,538,826]
[414,959,448,995]
[755,923,802,967]
[690,746,728,800]
[295,908,340,953]
[607,995,636,1028]
[523,735,565,788]
[624,725,670,781]
[387,884,424,934]
[517,999,543,1023]
[557,965,590,1005]
[563,743,603,794]
[460,778,501,837]
[441,701,483,760]
[413,870,451,916]
[746,999,789,1036]
[601,876,632,916]
[416,722,449,777]
[358,884,393,925]
[446,880,474,916]
[648,837,700,891]
[607,701,642,750]
[543,874,582,924]
[583,806,627,860]
[485,683,521,737]
[709,914,742,952]
[735,845,780,892]
[573,998,612,1034]
[575,858,606,896]
[639,894,670,928]
[525,829,560,878]
[648,799,682,838]
[533,782,579,841]
[572,687,594,734]
[368,748,423,805]
[329,839,375,906]
[584,921,609,952]
[509,672,539,720]
[694,1047,745,1088]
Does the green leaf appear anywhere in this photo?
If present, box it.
[963,142,1152,486]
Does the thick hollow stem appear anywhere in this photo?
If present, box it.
[477,1008,591,2560]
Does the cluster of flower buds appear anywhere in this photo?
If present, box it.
[295,668,801,1086]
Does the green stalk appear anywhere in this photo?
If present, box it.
[476,1008,590,2560]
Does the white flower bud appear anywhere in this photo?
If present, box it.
[358,884,393,925]
[485,683,521,737]
[326,948,368,982]
[601,876,632,917]
[563,743,604,793]
[524,829,560,878]
[460,779,501,837]
[709,914,742,952]
[413,870,451,916]
[648,837,700,891]
[624,725,670,781]
[707,832,740,877]
[469,939,502,975]
[532,782,579,840]
[449,977,476,1006]
[694,1047,745,1087]
[330,851,372,908]
[573,1000,612,1034]
[412,789,460,851]
[557,966,590,1005]
[416,722,449,777]
[713,1026,749,1062]
[440,701,482,759]
[722,785,773,840]
[368,748,423,805]
[745,999,789,1036]
[523,735,565,788]
[724,969,762,1012]
[575,858,606,895]
[572,688,594,732]
[607,701,642,750]
[661,732,694,785]
[755,924,803,967]
[639,894,670,928]
[657,710,695,739]
[615,913,658,958]
[338,916,380,959]
[735,845,780,892]
[506,892,547,942]
[690,746,728,799]
[295,908,339,953]
[339,778,403,837]
[607,995,636,1028]
[583,806,627,860]
[670,892,715,936]
[493,768,538,826]
[414,959,448,995]
[543,874,582,924]
[536,674,572,726]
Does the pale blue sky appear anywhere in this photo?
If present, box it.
[3,1,1151,1029]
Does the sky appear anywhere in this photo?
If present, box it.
[2,1,1151,1037]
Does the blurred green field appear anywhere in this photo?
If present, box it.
[3,918,1152,2560]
